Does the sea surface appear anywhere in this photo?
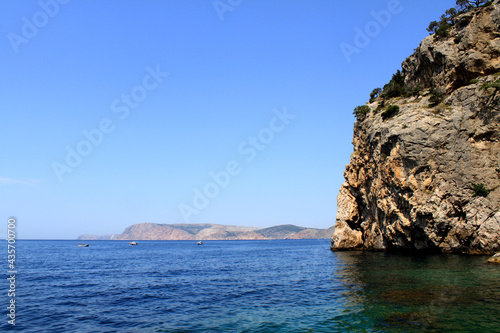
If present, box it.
[1,239,499,332]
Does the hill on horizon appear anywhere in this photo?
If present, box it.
[78,223,334,241]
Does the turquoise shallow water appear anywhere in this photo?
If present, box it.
[1,239,499,332]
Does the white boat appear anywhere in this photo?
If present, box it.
[129,241,138,246]
[77,243,89,247]
[197,241,203,245]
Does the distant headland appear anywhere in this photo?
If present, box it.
[78,222,334,241]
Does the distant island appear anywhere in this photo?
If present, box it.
[78,223,334,241]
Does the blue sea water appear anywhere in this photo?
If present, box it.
[1,239,499,332]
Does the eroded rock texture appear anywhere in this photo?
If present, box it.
[332,2,500,254]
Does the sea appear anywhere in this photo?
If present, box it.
[1,239,499,332]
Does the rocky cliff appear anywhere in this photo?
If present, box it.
[79,223,334,241]
[331,2,500,254]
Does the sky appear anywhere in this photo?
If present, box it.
[1,0,457,239]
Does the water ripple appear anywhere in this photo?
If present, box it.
[0,240,499,332]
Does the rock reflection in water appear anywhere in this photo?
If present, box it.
[327,251,500,332]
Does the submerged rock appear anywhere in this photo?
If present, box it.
[378,311,438,331]
[332,2,500,254]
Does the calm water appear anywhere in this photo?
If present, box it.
[1,239,499,332]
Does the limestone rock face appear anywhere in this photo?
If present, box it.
[402,2,500,93]
[332,2,500,254]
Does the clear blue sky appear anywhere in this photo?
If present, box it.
[1,0,456,239]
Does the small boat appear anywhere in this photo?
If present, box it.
[197,241,203,245]
[77,243,89,247]
[129,241,139,246]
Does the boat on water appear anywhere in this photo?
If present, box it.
[77,243,89,247]
[129,241,139,246]
[197,241,203,245]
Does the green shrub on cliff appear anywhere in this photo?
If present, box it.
[353,105,370,120]
[426,1,491,39]
[429,87,444,107]
[369,88,382,102]
[480,79,500,91]
[472,183,490,197]
[456,0,490,11]
[381,105,399,120]
[407,84,423,97]
[427,8,457,37]
[383,70,406,98]
[427,17,452,38]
